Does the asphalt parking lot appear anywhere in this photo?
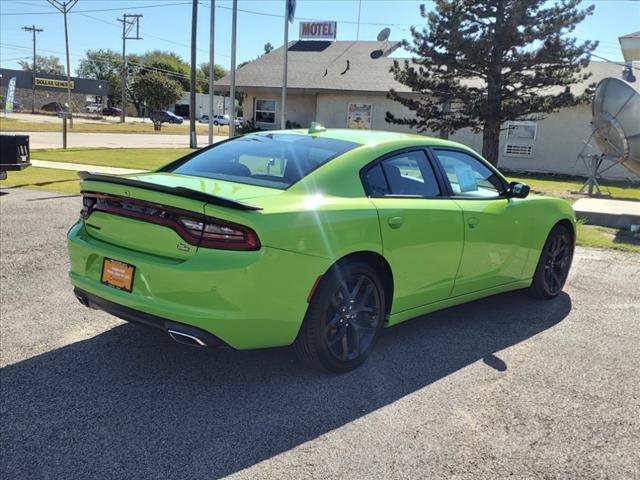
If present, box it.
[1,186,639,479]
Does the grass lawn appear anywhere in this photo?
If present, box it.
[32,148,194,171]
[508,173,640,202]
[577,222,640,253]
[0,117,229,136]
[0,167,80,194]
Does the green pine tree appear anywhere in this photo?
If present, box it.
[387,0,598,166]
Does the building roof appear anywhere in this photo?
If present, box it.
[217,40,409,93]
[216,40,627,96]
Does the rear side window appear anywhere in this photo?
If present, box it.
[363,150,441,197]
[434,149,505,198]
[166,133,358,189]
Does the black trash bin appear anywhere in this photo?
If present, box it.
[0,134,31,180]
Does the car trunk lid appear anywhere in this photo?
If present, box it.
[79,172,276,260]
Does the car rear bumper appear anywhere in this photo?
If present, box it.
[73,287,231,348]
[67,221,331,349]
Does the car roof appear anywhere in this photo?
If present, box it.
[254,128,468,150]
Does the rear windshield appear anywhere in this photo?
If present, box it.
[165,133,359,189]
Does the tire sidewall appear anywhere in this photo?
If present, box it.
[534,224,574,298]
[307,261,386,373]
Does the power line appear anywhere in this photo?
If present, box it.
[0,1,191,16]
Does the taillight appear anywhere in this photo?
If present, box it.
[81,192,260,251]
[179,215,260,251]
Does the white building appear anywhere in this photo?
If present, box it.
[217,40,638,181]
[174,92,232,118]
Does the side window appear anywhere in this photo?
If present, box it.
[363,150,441,197]
[434,149,505,198]
[364,164,389,196]
[381,151,441,197]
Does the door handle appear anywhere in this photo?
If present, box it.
[467,217,479,229]
[388,216,404,229]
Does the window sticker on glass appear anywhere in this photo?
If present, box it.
[454,165,478,192]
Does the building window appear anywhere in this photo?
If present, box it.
[506,120,537,141]
[255,99,276,124]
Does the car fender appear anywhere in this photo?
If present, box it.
[516,195,576,278]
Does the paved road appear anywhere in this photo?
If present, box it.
[2,130,221,149]
[30,160,144,175]
[1,187,639,480]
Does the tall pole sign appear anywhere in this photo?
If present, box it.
[281,0,295,129]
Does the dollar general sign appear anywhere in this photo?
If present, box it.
[35,77,75,89]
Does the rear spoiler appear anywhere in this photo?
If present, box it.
[77,171,262,211]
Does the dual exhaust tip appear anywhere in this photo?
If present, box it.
[74,289,210,348]
[167,329,208,348]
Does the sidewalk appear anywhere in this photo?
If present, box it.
[573,197,640,229]
[31,159,145,175]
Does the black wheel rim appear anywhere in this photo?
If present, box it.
[324,274,382,362]
[543,233,571,294]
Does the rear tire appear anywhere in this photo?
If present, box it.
[528,223,574,299]
[293,260,386,373]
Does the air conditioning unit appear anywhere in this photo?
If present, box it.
[504,144,533,157]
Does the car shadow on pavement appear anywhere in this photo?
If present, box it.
[1,291,571,480]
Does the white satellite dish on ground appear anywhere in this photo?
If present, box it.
[577,77,640,194]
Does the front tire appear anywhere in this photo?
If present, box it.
[528,223,574,299]
[293,260,386,373]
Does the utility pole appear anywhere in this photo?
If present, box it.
[22,25,43,114]
[228,0,237,138]
[47,0,79,129]
[189,0,198,148]
[208,0,215,145]
[117,14,142,124]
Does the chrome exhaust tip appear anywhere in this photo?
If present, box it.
[167,329,208,347]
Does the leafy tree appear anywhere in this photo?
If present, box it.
[131,70,183,130]
[77,49,124,106]
[197,62,229,93]
[386,0,598,166]
[18,55,65,75]
[140,50,191,91]
[263,42,274,54]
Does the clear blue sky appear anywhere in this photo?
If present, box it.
[0,0,637,75]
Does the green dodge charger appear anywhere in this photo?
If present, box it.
[68,126,575,372]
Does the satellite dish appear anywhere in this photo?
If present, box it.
[376,27,391,42]
[592,77,640,176]
[577,77,640,194]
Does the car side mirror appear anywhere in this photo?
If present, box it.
[507,181,530,198]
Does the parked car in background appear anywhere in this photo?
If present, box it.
[102,106,122,117]
[41,102,68,114]
[156,111,184,124]
[204,114,242,126]
[68,127,576,373]
[85,103,102,114]
[198,114,210,123]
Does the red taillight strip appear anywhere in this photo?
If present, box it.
[81,192,260,251]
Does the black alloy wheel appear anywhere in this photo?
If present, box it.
[325,274,381,362]
[294,260,386,372]
[529,224,574,299]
